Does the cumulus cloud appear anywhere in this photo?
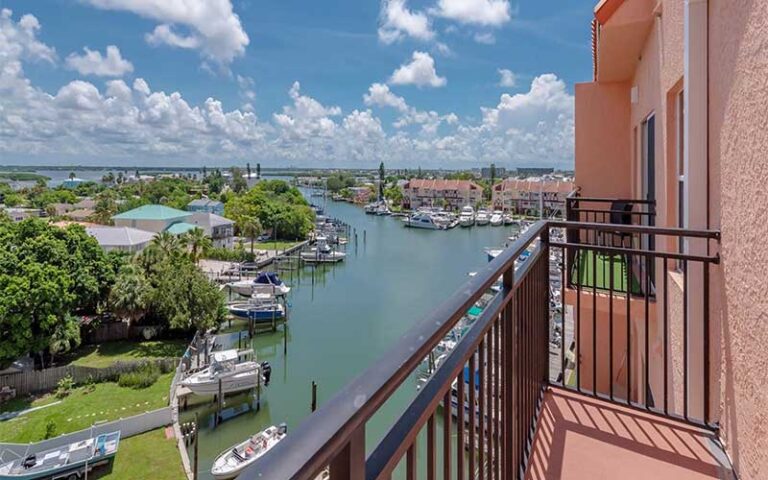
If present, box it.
[497,68,516,87]
[0,10,574,168]
[65,45,133,77]
[431,0,512,27]
[378,0,434,44]
[81,0,249,65]
[389,51,446,88]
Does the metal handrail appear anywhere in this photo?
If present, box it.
[241,221,548,480]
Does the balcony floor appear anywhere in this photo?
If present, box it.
[525,388,734,480]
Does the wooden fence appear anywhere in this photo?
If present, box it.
[0,358,177,396]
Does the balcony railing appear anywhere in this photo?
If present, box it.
[239,219,720,480]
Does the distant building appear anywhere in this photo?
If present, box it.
[65,208,95,221]
[403,179,483,211]
[481,167,507,179]
[186,198,225,215]
[1,207,44,222]
[516,167,555,178]
[112,205,193,234]
[62,178,86,189]
[349,186,373,204]
[86,226,155,253]
[492,179,575,216]
[189,212,235,248]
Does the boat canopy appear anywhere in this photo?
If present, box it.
[212,349,239,363]
[255,272,281,285]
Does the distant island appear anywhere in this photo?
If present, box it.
[0,171,50,182]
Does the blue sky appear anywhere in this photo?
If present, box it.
[0,0,596,169]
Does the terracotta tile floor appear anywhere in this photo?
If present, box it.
[525,388,734,480]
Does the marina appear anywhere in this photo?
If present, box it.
[180,192,523,479]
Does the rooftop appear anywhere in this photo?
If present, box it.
[165,222,198,235]
[405,179,481,191]
[187,198,223,208]
[86,226,155,247]
[112,204,191,221]
[189,212,234,228]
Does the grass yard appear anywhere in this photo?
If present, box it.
[571,250,643,294]
[96,429,185,480]
[0,373,173,443]
[257,240,301,251]
[68,340,187,368]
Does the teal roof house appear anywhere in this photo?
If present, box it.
[112,205,193,234]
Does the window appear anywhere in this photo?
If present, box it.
[676,91,686,267]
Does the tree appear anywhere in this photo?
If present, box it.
[49,314,81,365]
[110,264,153,325]
[151,231,182,258]
[231,167,247,193]
[379,162,385,200]
[256,163,261,179]
[240,217,263,254]
[246,163,251,179]
[68,172,76,180]
[182,227,212,264]
[93,191,118,225]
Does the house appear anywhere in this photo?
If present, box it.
[492,179,574,215]
[65,208,95,221]
[1,207,44,222]
[189,212,235,248]
[85,226,155,253]
[186,198,225,216]
[61,178,86,189]
[112,205,192,234]
[402,179,482,211]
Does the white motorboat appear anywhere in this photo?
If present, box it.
[403,211,442,230]
[228,294,285,323]
[364,203,378,214]
[475,209,490,226]
[180,349,261,396]
[210,424,288,480]
[227,272,291,297]
[458,205,475,227]
[375,203,391,216]
[301,236,346,263]
[490,210,504,226]
[503,213,516,225]
[0,431,120,480]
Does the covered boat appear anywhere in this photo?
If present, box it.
[210,424,287,480]
[0,431,120,480]
[227,272,290,297]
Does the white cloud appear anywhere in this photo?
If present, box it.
[389,51,446,88]
[431,0,512,27]
[236,74,256,101]
[497,68,516,87]
[0,10,574,169]
[474,32,496,44]
[378,0,435,44]
[81,0,249,65]
[65,45,133,77]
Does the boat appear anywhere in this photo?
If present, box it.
[180,349,261,396]
[485,248,503,262]
[475,209,490,226]
[364,203,378,214]
[210,424,288,480]
[375,203,391,216]
[490,210,504,226]
[0,431,120,480]
[403,211,443,230]
[227,294,285,322]
[301,237,346,263]
[503,213,516,225]
[458,205,475,227]
[227,272,291,297]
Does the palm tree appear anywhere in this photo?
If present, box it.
[110,264,153,325]
[183,227,212,264]
[240,217,263,254]
[151,231,181,257]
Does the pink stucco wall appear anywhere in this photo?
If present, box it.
[709,1,768,478]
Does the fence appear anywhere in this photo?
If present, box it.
[82,322,164,344]
[0,407,172,460]
[0,358,177,397]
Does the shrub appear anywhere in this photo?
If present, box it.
[55,375,74,399]
[205,247,255,263]
[118,363,160,389]
[44,420,57,439]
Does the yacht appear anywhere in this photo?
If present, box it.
[490,210,504,226]
[475,209,490,226]
[375,202,391,216]
[301,236,346,263]
[180,349,261,396]
[403,211,442,230]
[227,293,285,322]
[210,424,288,480]
[227,272,290,297]
[458,206,475,227]
[503,213,516,225]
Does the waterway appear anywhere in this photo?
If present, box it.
[181,196,521,479]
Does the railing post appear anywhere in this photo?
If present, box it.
[503,260,517,480]
[330,425,365,480]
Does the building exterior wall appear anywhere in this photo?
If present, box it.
[113,217,182,233]
[403,182,482,211]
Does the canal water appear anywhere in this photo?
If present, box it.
[182,197,520,479]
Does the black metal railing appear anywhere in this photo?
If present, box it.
[239,219,720,480]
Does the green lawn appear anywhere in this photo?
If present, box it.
[97,429,185,480]
[67,340,187,368]
[572,250,642,294]
[0,373,173,443]
[257,240,301,251]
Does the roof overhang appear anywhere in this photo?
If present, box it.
[594,0,657,82]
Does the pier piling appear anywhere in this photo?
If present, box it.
[311,381,317,412]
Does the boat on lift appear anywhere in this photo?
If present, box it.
[227,272,291,297]
[180,349,261,396]
[301,236,346,263]
[210,424,288,480]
